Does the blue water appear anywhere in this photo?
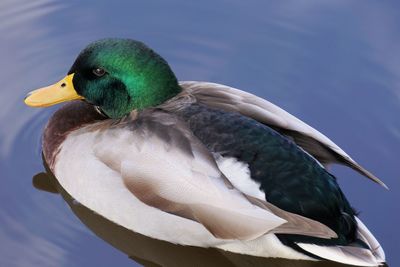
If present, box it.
[1,0,399,266]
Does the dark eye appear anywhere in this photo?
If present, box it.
[92,68,106,77]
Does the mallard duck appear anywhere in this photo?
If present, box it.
[25,38,386,266]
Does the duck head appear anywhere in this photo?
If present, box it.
[24,38,181,118]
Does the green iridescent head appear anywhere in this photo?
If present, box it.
[24,38,182,118]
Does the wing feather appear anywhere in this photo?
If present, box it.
[181,81,387,188]
[95,110,337,241]
[355,217,385,262]
[297,243,380,266]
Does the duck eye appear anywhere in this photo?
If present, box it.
[92,68,106,77]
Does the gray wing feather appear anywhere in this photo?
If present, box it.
[180,81,387,188]
[355,217,385,262]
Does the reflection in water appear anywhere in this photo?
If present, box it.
[33,168,363,267]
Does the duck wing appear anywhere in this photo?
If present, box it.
[93,109,336,241]
[181,81,386,188]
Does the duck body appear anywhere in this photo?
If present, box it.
[172,101,355,244]
[26,39,386,266]
[43,82,384,266]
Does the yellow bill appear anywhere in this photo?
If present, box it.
[24,73,84,107]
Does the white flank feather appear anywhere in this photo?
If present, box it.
[54,123,310,260]
[215,155,265,200]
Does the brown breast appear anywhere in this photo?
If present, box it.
[42,101,106,169]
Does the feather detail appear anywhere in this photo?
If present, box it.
[296,243,381,266]
[181,81,387,188]
[355,217,385,262]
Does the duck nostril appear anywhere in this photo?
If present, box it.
[61,83,66,88]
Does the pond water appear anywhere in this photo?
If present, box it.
[1,0,399,266]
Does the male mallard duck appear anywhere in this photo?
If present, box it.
[25,38,386,266]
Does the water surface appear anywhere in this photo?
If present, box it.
[1,0,399,266]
